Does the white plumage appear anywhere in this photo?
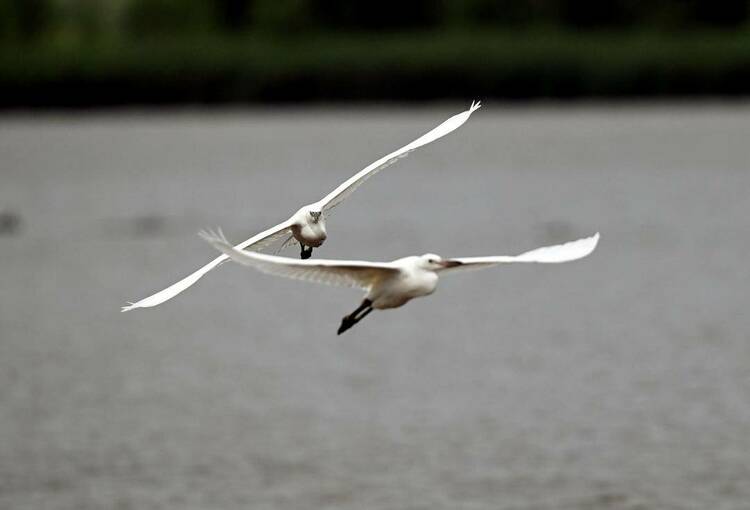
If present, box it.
[199,229,600,334]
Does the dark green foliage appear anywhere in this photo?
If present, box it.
[0,0,19,40]
[214,0,252,31]
[251,0,313,33]
[123,0,218,36]
[0,0,54,41]
[2,0,750,106]
[2,30,750,107]
[686,0,748,27]
[441,0,561,28]
[62,0,106,41]
[310,0,440,30]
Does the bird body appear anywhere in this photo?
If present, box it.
[122,101,481,312]
[370,256,440,309]
[199,230,600,334]
[290,205,327,249]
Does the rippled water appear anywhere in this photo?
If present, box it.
[1,104,749,509]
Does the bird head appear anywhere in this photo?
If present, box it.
[295,205,323,224]
[308,210,322,223]
[420,253,462,270]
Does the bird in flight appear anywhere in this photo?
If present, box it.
[199,229,600,335]
[122,101,482,312]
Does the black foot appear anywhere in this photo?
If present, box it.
[300,245,313,259]
[337,300,373,335]
[338,316,355,335]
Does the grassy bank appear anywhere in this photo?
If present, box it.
[2,30,750,107]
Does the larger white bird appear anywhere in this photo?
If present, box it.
[199,229,600,335]
[122,101,482,312]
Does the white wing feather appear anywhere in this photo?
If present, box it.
[199,229,400,290]
[122,101,480,311]
[440,233,600,273]
[316,100,482,212]
[121,221,293,311]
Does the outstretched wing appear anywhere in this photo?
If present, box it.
[199,229,399,290]
[316,100,482,212]
[439,233,600,274]
[121,220,293,311]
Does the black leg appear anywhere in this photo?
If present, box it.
[300,243,313,260]
[337,299,373,335]
[356,307,373,321]
[351,299,372,318]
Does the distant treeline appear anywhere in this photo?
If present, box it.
[2,0,749,40]
[1,1,750,107]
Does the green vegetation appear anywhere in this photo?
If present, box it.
[1,1,750,106]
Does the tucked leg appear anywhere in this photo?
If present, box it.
[300,243,313,260]
[337,299,373,335]
[355,307,373,321]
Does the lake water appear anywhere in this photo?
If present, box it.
[1,104,749,509]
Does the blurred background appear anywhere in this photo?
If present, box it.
[2,0,750,106]
[2,2,750,510]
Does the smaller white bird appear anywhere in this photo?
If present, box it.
[199,229,600,335]
[122,101,482,312]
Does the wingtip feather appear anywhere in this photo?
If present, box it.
[588,232,601,252]
[469,100,482,113]
[198,227,229,246]
[121,302,138,312]
[570,232,600,260]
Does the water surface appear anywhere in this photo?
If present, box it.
[1,104,749,509]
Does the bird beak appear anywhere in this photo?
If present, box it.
[439,260,463,268]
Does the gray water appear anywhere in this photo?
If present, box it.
[1,104,749,509]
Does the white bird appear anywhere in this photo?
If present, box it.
[199,229,600,335]
[122,101,482,312]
